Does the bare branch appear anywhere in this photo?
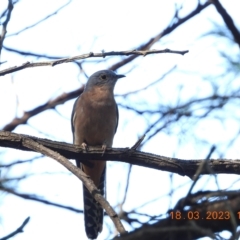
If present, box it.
[2,86,84,131]
[212,0,240,47]
[7,0,72,37]
[0,186,83,213]
[0,0,13,55]
[0,60,7,65]
[0,217,30,240]
[117,65,177,97]
[118,164,132,222]
[0,49,188,76]
[0,155,42,168]
[130,134,145,150]
[21,137,127,236]
[0,2,212,134]
[113,190,240,240]
[0,1,210,76]
[109,1,211,71]
[1,65,176,132]
[2,46,66,59]
[1,131,240,177]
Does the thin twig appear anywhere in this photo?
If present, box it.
[0,0,13,55]
[0,186,83,213]
[2,86,84,131]
[7,0,72,37]
[130,135,145,150]
[0,49,188,76]
[0,217,30,240]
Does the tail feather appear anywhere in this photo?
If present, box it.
[82,165,106,239]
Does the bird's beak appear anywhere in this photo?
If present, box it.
[117,74,126,79]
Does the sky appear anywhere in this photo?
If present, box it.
[0,0,240,239]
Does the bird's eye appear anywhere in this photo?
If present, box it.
[101,74,107,80]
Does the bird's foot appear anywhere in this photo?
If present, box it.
[101,144,107,156]
[81,142,88,151]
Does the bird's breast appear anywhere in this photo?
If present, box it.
[74,90,118,146]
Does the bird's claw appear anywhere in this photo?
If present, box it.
[102,144,107,156]
[81,142,88,151]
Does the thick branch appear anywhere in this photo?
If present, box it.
[0,49,188,76]
[21,137,127,236]
[1,131,240,177]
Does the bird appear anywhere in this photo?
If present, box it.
[71,70,125,239]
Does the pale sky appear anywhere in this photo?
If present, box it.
[0,0,240,239]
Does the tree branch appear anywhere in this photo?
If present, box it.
[0,186,83,213]
[0,2,212,133]
[2,46,66,59]
[6,0,72,37]
[113,190,240,240]
[109,1,211,71]
[1,131,240,177]
[1,65,176,132]
[21,137,127,236]
[2,86,84,131]
[0,0,13,55]
[212,0,240,47]
[0,49,188,76]
[0,217,30,240]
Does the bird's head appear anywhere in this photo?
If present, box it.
[85,70,125,91]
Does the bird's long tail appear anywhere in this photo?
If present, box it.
[82,165,106,239]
